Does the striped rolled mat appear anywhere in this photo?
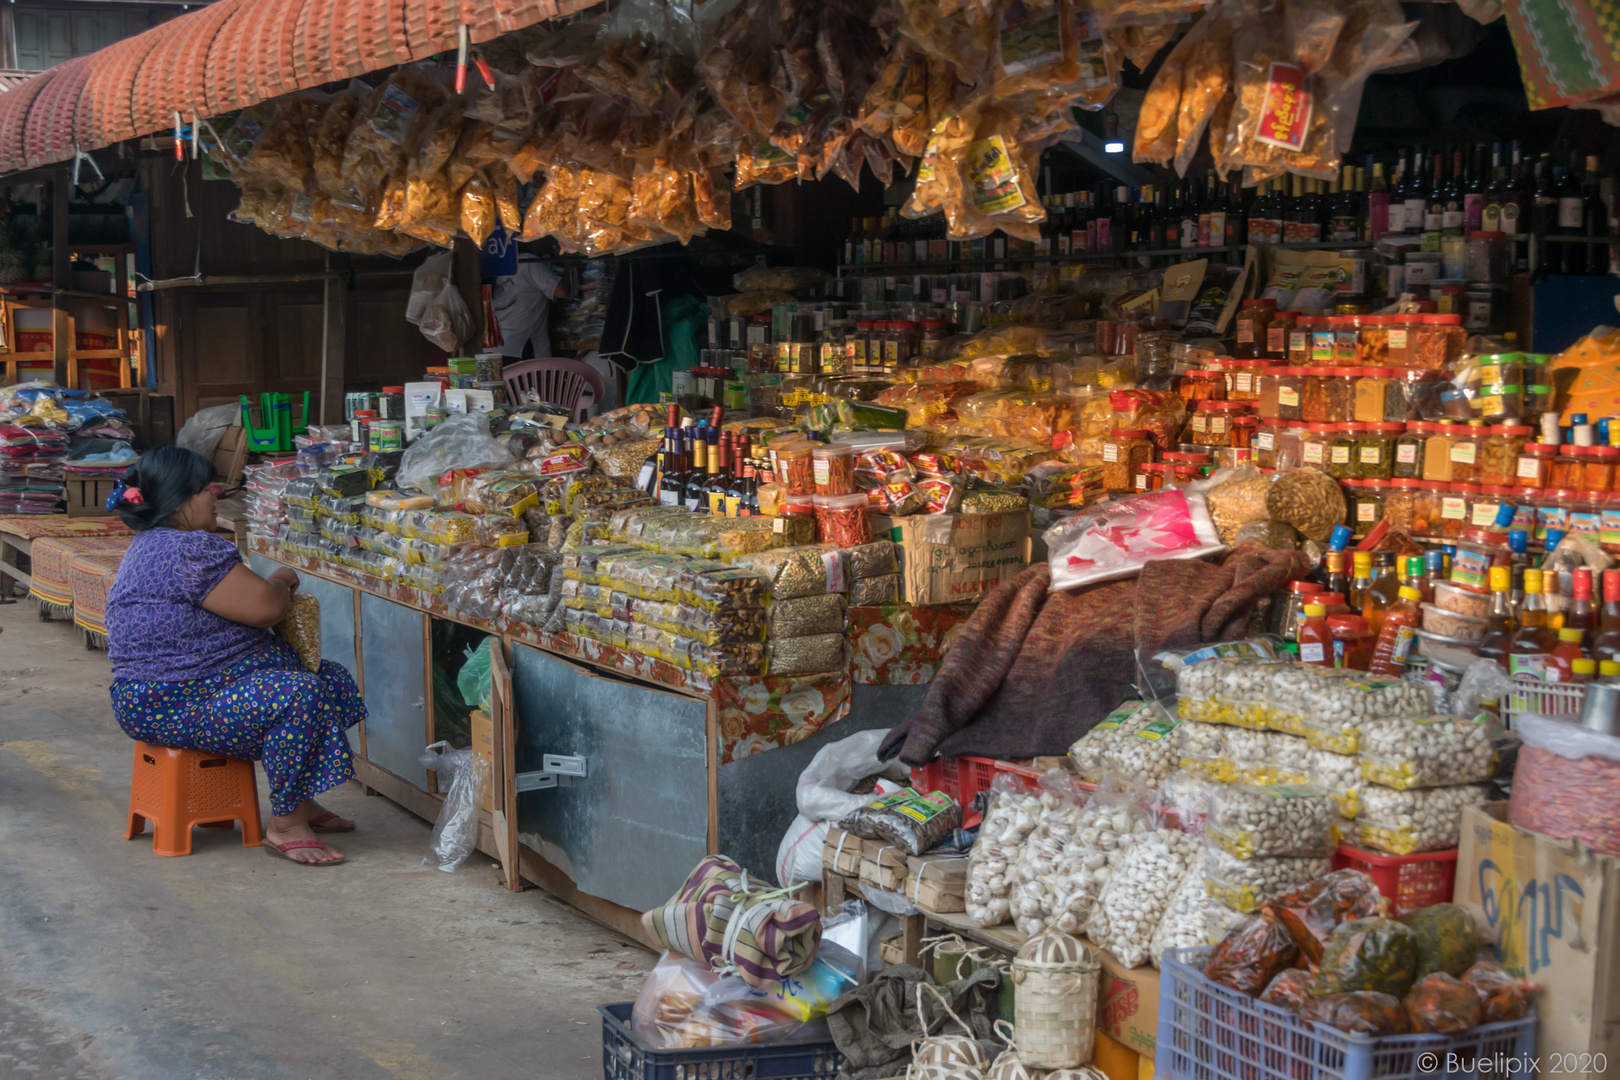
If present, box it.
[641,855,822,988]
[29,535,131,618]
[70,551,126,647]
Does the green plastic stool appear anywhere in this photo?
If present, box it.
[240,392,310,453]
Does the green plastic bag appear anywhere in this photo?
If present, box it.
[457,639,494,712]
[1312,918,1418,999]
[1401,903,1480,978]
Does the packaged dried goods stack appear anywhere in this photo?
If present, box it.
[1199,784,1337,945]
[1354,716,1496,857]
[243,461,301,539]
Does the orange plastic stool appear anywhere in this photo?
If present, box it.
[124,741,264,856]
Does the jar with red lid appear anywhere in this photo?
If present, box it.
[1234,299,1276,359]
[1233,415,1258,450]
[1169,462,1203,485]
[1217,359,1274,402]
[1328,422,1361,480]
[1354,479,1388,535]
[1287,318,1315,366]
[1301,369,1333,422]
[1537,488,1577,541]
[1469,485,1514,529]
[1448,420,1487,484]
[919,318,948,360]
[1300,422,1335,470]
[1514,442,1557,488]
[1587,445,1619,492]
[1133,460,1158,493]
[884,320,918,368]
[1412,314,1465,371]
[1355,421,1404,479]
[1330,614,1376,670]
[1193,401,1253,446]
[1258,368,1305,421]
[1254,421,1282,469]
[1385,317,1419,368]
[1138,462,1168,491]
[1510,487,1540,532]
[1179,369,1226,405]
[1392,422,1424,479]
[1385,479,1421,532]
[1275,423,1308,470]
[1553,445,1584,489]
[1356,317,1391,366]
[1412,480,1446,536]
[1438,483,1475,538]
[1100,429,1154,492]
[1265,312,1295,360]
[1333,317,1360,366]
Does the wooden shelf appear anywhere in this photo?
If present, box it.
[68,243,134,255]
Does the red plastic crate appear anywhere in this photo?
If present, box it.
[910,755,999,827]
[1332,843,1457,916]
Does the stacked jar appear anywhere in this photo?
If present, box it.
[1355,422,1404,479]
[1233,300,1276,359]
[1479,425,1533,486]
[1257,368,1305,422]
[1192,401,1256,447]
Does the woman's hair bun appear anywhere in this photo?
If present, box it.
[114,445,216,531]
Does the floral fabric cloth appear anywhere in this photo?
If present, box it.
[846,603,973,685]
[714,672,850,764]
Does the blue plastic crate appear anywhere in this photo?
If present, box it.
[1156,947,1538,1080]
[598,1002,843,1080]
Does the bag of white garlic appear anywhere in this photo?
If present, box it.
[1156,768,1219,831]
[1085,827,1201,968]
[967,779,1044,928]
[1067,699,1181,787]
[1358,714,1497,791]
[1010,778,1152,938]
[1148,869,1212,968]
[1203,895,1247,944]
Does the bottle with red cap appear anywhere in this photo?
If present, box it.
[1595,569,1620,664]
[1298,604,1333,666]
[1566,567,1599,650]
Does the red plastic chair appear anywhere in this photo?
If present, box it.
[501,358,606,422]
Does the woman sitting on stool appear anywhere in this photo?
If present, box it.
[104,446,366,866]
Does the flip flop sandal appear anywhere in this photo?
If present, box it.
[263,839,345,866]
[308,811,356,833]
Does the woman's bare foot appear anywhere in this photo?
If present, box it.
[264,800,344,864]
[305,799,355,832]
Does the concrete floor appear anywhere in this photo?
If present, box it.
[0,598,657,1080]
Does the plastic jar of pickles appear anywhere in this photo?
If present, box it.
[1422,424,1456,483]
[1265,312,1295,360]
[1385,479,1420,532]
[1234,300,1276,359]
[1385,317,1419,368]
[1413,480,1445,536]
[1587,445,1619,492]
[1300,423,1335,470]
[1180,369,1226,405]
[1514,442,1556,488]
[1287,318,1314,366]
[1354,480,1387,534]
[1328,423,1361,479]
[1258,368,1305,422]
[1469,485,1513,529]
[1356,317,1391,366]
[1197,401,1255,447]
[1393,423,1424,479]
[1223,359,1274,402]
[1437,483,1475,538]
[1355,422,1404,479]
[1480,424,1533,487]
[1449,421,1487,484]
[1412,314,1466,371]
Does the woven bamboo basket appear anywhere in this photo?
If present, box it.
[1011,931,1100,1069]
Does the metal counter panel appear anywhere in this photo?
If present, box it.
[248,553,361,751]
[358,592,428,787]
[717,683,928,883]
[511,643,708,912]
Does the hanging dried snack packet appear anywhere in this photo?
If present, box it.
[691,169,733,230]
[1050,2,1120,111]
[312,85,366,204]
[1131,24,1190,166]
[488,163,522,232]
[1091,0,1205,29]
[1223,16,1338,180]
[945,104,1045,241]
[460,172,498,247]
[1108,20,1181,72]
[734,141,799,189]
[342,69,449,196]
[1172,14,1233,177]
[992,0,1072,101]
[408,100,467,183]
[246,91,328,192]
[214,102,277,177]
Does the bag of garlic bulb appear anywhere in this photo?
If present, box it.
[1008,774,1089,937]
[967,778,1044,928]
[1149,870,1214,968]
[1086,825,1202,968]
[1067,699,1181,786]
[1010,775,1151,938]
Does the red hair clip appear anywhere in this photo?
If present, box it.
[123,487,144,506]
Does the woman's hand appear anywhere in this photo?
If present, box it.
[269,567,300,593]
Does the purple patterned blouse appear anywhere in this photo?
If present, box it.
[106,528,273,682]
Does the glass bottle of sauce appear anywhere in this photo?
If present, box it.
[1594,569,1620,664]
[1234,299,1275,360]
[1363,552,1402,638]
[1368,585,1423,675]
[1567,566,1598,649]
[1547,627,1588,684]
[1508,568,1558,679]
[1298,603,1333,666]
[1348,552,1374,611]
[1475,565,1516,665]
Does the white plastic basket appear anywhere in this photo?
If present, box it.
[1501,675,1585,729]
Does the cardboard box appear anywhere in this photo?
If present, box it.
[1454,801,1620,1066]
[904,853,969,913]
[63,473,120,518]
[469,708,495,814]
[822,827,862,877]
[871,511,1031,606]
[212,425,249,488]
[1095,947,1160,1060]
[859,839,909,892]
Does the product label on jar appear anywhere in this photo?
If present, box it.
[1278,386,1301,407]
[813,459,832,486]
[1191,414,1207,433]
[1388,328,1408,350]
[1300,642,1326,664]
[1255,61,1311,150]
[1256,430,1275,451]
[1357,502,1377,522]
[1312,332,1334,362]
[1210,416,1229,435]
[1102,444,1120,463]
[1509,654,1546,679]
[1396,443,1419,465]
[1289,330,1308,355]
[1536,506,1570,539]
[1360,446,1383,465]
[1335,331,1358,359]
[1303,442,1325,465]
[1268,326,1287,353]
[1516,457,1542,480]
[1441,496,1467,519]
[1470,503,1499,527]
[1235,373,1254,393]
[1135,473,1149,490]
[1450,442,1477,464]
[1601,505,1620,544]
[1570,510,1601,537]
[1477,395,1503,418]
[1478,364,1503,383]
[1237,323,1255,344]
[1331,445,1352,464]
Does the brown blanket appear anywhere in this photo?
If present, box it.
[879,544,1310,766]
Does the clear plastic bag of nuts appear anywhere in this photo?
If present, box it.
[967,778,1045,928]
[1301,678,1434,755]
[1068,699,1181,786]
[1205,784,1338,860]
[1086,825,1201,968]
[1175,657,1285,728]
[1201,844,1332,913]
[1358,715,1497,791]
[1308,747,1365,818]
[1356,784,1492,855]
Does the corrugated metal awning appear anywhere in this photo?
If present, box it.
[0,0,598,175]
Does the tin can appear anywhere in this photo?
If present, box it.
[423,407,448,430]
[369,419,404,452]
[345,391,377,420]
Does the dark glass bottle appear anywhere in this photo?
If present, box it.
[1424,150,1446,233]
[1403,148,1428,234]
[1560,154,1586,274]
[1581,154,1607,275]
[683,429,708,510]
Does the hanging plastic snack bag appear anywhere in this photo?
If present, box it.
[1222,16,1337,181]
[1053,2,1120,111]
[1044,487,1225,592]
[460,173,498,247]
[312,84,367,204]
[1460,960,1538,1023]
[1203,908,1298,996]
[1403,972,1483,1035]
[992,0,1070,101]
[1312,917,1418,998]
[214,102,277,177]
[1172,15,1234,178]
[1323,0,1417,156]
[343,69,449,197]
[1298,991,1410,1036]
[1131,17,1192,166]
[246,91,329,192]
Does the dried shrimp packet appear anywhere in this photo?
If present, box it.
[1150,871,1212,969]
[765,593,847,638]
[1358,715,1496,791]
[968,785,1043,928]
[1207,784,1336,860]
[1203,907,1298,996]
[1356,783,1490,855]
[1201,844,1331,914]
[1313,916,1419,998]
[1087,828,1200,968]
[1068,700,1181,787]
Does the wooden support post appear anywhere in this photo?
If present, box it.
[51,168,70,387]
[454,237,482,353]
[490,639,519,892]
[319,252,346,425]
